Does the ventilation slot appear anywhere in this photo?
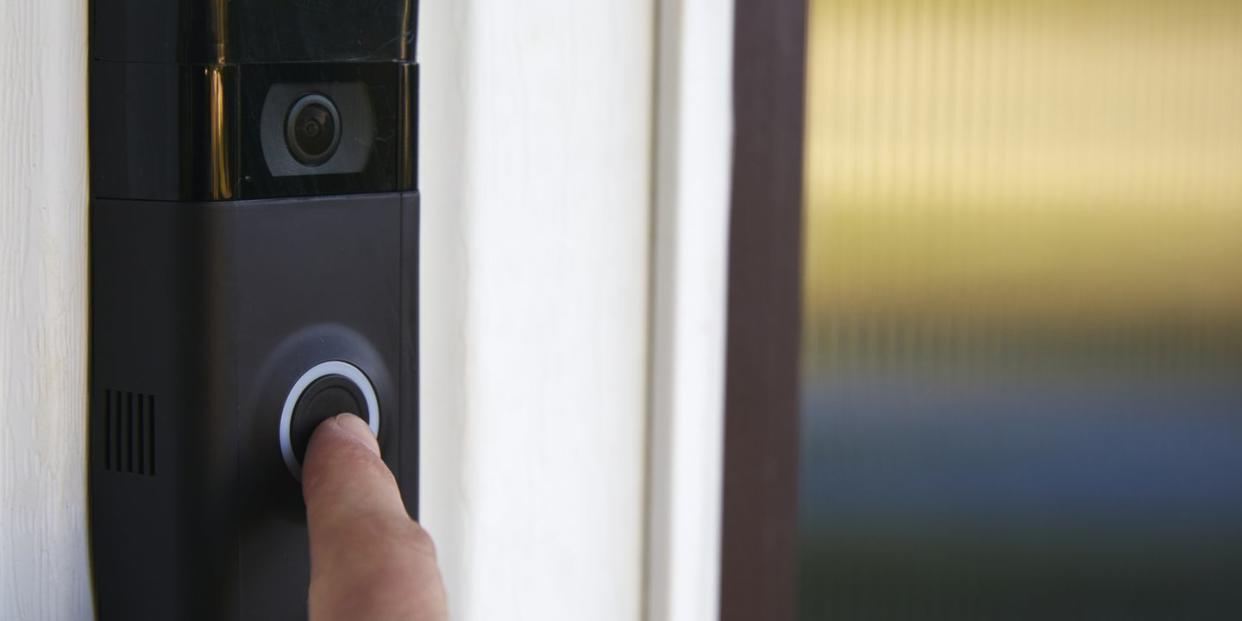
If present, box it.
[103,390,156,476]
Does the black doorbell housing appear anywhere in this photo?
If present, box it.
[88,2,419,619]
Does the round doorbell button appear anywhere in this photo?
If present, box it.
[279,360,380,480]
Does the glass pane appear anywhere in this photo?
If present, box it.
[799,1,1242,618]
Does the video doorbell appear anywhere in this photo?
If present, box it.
[88,2,420,618]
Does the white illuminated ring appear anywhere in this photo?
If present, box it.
[279,360,380,480]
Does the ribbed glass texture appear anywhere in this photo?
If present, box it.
[800,1,1242,618]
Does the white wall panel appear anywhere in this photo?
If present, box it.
[0,0,93,618]
[419,2,655,619]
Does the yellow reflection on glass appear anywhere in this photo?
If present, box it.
[800,1,1242,618]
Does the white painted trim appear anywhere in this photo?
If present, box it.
[646,0,735,619]
[419,1,655,618]
[0,0,93,617]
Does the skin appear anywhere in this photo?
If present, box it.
[302,413,448,621]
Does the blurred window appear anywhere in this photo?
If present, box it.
[799,1,1242,618]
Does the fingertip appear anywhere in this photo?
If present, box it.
[301,412,402,524]
[332,412,379,450]
[309,412,379,458]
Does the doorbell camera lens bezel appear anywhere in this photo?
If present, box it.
[285,93,342,166]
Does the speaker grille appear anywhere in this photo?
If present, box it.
[103,390,156,476]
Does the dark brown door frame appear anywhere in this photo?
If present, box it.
[719,0,808,618]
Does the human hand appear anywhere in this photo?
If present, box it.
[302,413,447,621]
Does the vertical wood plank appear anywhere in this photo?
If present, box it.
[0,0,92,617]
[419,1,655,618]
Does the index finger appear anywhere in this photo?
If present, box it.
[302,413,445,620]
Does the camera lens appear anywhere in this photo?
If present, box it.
[285,94,341,166]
